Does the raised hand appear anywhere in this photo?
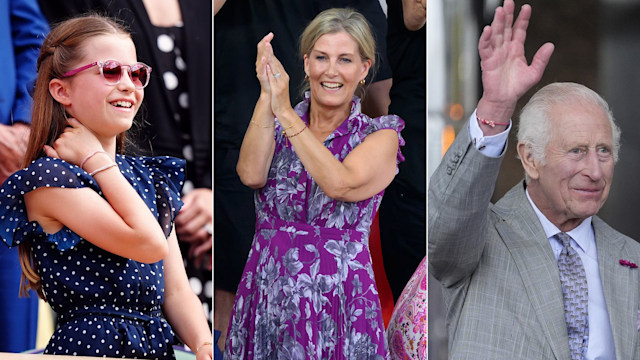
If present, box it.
[476,0,554,126]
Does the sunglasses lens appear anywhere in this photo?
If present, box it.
[131,64,149,88]
[101,61,122,84]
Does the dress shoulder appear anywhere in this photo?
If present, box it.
[119,155,185,236]
[121,155,185,197]
[369,114,406,165]
[0,157,101,250]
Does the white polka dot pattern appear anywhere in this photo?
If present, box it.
[0,155,186,359]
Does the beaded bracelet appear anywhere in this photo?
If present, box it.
[80,150,107,170]
[89,163,117,177]
[250,119,274,128]
[283,125,307,138]
[195,341,213,354]
[477,115,509,128]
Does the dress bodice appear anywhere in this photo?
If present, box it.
[255,94,405,236]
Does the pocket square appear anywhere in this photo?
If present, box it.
[619,259,638,268]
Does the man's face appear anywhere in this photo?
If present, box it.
[529,102,615,230]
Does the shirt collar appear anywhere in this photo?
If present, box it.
[525,189,594,254]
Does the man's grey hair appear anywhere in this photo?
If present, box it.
[517,82,621,181]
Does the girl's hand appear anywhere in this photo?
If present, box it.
[43,117,104,166]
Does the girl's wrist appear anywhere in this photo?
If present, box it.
[195,341,213,355]
[80,150,107,169]
[82,152,114,174]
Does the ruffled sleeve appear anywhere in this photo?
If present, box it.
[0,157,101,250]
[118,155,185,237]
[370,114,406,166]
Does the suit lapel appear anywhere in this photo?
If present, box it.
[493,183,570,359]
[594,217,639,360]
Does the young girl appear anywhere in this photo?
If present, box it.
[0,15,212,360]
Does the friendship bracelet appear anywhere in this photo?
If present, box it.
[80,150,107,170]
[89,163,117,177]
[250,119,274,128]
[283,125,307,138]
[477,115,509,128]
[195,341,213,354]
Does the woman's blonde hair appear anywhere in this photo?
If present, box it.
[19,14,131,298]
[299,8,377,98]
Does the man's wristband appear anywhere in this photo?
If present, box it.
[478,115,509,128]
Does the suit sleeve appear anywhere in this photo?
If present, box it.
[428,120,505,287]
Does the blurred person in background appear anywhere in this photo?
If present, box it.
[0,0,49,352]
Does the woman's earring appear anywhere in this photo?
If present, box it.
[305,74,310,82]
[359,79,366,86]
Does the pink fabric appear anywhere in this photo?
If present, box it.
[386,256,427,359]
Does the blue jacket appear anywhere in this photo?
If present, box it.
[0,0,48,125]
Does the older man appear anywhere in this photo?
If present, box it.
[428,1,640,359]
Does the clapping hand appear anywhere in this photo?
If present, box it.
[256,32,275,98]
[255,32,292,119]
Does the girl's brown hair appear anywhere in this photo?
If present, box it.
[19,14,131,297]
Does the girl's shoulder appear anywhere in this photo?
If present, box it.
[6,157,100,194]
[0,157,98,250]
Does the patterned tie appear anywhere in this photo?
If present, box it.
[556,232,589,359]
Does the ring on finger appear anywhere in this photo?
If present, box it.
[273,72,281,79]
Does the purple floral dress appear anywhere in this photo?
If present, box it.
[224,94,404,360]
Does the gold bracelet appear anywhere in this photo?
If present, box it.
[283,125,307,138]
[250,119,274,128]
[195,341,213,354]
[281,121,296,131]
[89,163,117,176]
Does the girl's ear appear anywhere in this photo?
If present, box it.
[49,78,72,106]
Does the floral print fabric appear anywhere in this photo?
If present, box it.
[225,94,405,360]
[386,257,427,359]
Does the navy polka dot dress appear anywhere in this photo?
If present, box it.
[0,155,185,359]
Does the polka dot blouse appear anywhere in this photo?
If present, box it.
[0,155,185,359]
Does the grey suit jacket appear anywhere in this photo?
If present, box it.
[428,122,640,359]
